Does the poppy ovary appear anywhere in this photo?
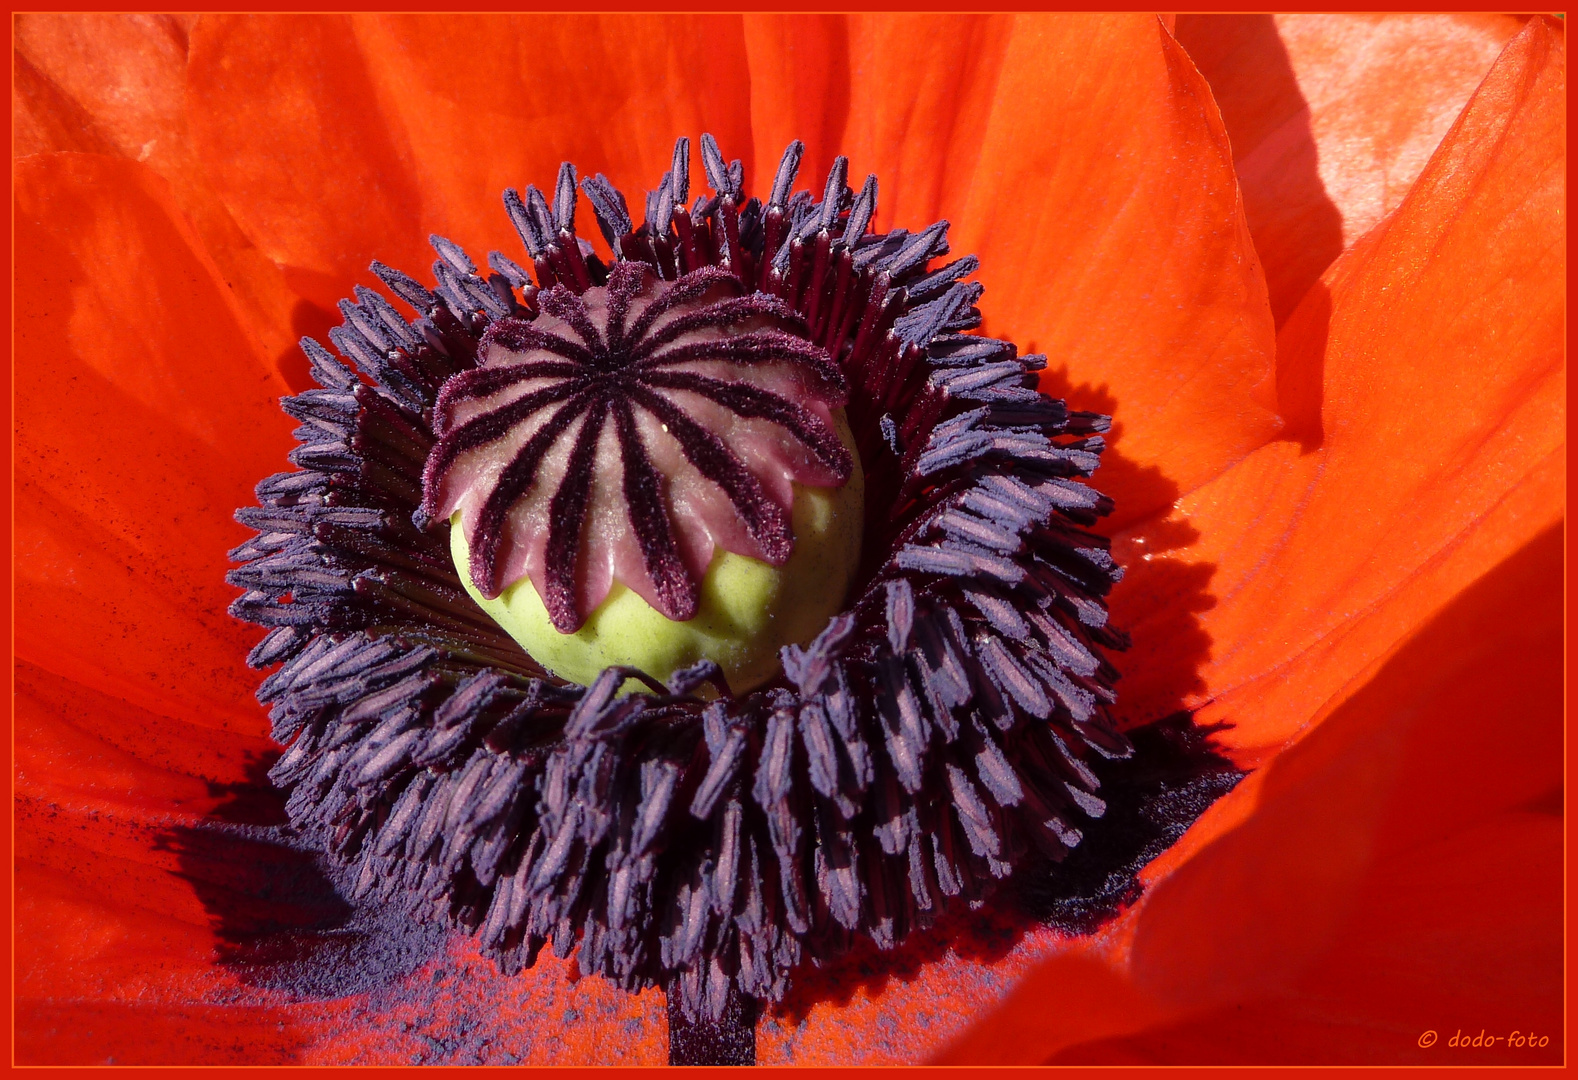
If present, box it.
[419,261,866,693]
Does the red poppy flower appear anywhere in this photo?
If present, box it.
[14,13,1562,1065]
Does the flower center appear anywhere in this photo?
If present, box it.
[421,261,862,690]
[229,132,1135,1043]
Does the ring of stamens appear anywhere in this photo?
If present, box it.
[229,132,1131,1028]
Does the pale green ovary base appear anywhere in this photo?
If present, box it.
[451,459,864,695]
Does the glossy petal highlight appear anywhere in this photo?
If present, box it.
[952,15,1283,523]
[1177,14,1524,324]
[14,152,295,728]
[1117,16,1565,751]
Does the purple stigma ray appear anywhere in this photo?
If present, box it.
[612,398,697,621]
[601,261,650,349]
[623,382,793,565]
[626,294,809,362]
[537,285,607,355]
[479,320,601,366]
[421,380,586,510]
[541,396,611,632]
[620,268,749,344]
[432,361,586,422]
[640,370,851,475]
[470,392,595,597]
[636,330,847,399]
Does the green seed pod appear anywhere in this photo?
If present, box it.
[451,419,863,693]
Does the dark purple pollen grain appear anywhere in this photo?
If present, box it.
[226,133,1143,1051]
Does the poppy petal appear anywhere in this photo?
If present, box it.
[741,15,855,204]
[186,15,755,322]
[940,521,1562,1064]
[1113,15,1565,748]
[743,15,1014,236]
[759,930,1155,1065]
[1053,813,1562,1065]
[185,15,430,315]
[1125,525,1563,1004]
[14,15,310,375]
[14,151,293,729]
[1177,14,1524,325]
[347,15,755,262]
[13,14,189,160]
[947,15,1283,524]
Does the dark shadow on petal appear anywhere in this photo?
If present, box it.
[275,296,341,394]
[1016,714,1245,934]
[1175,14,1346,330]
[1034,365,1173,534]
[1038,363,1217,728]
[1175,16,1338,451]
[769,716,1244,1024]
[156,752,448,1005]
[1050,524,1563,1065]
[1275,279,1330,452]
